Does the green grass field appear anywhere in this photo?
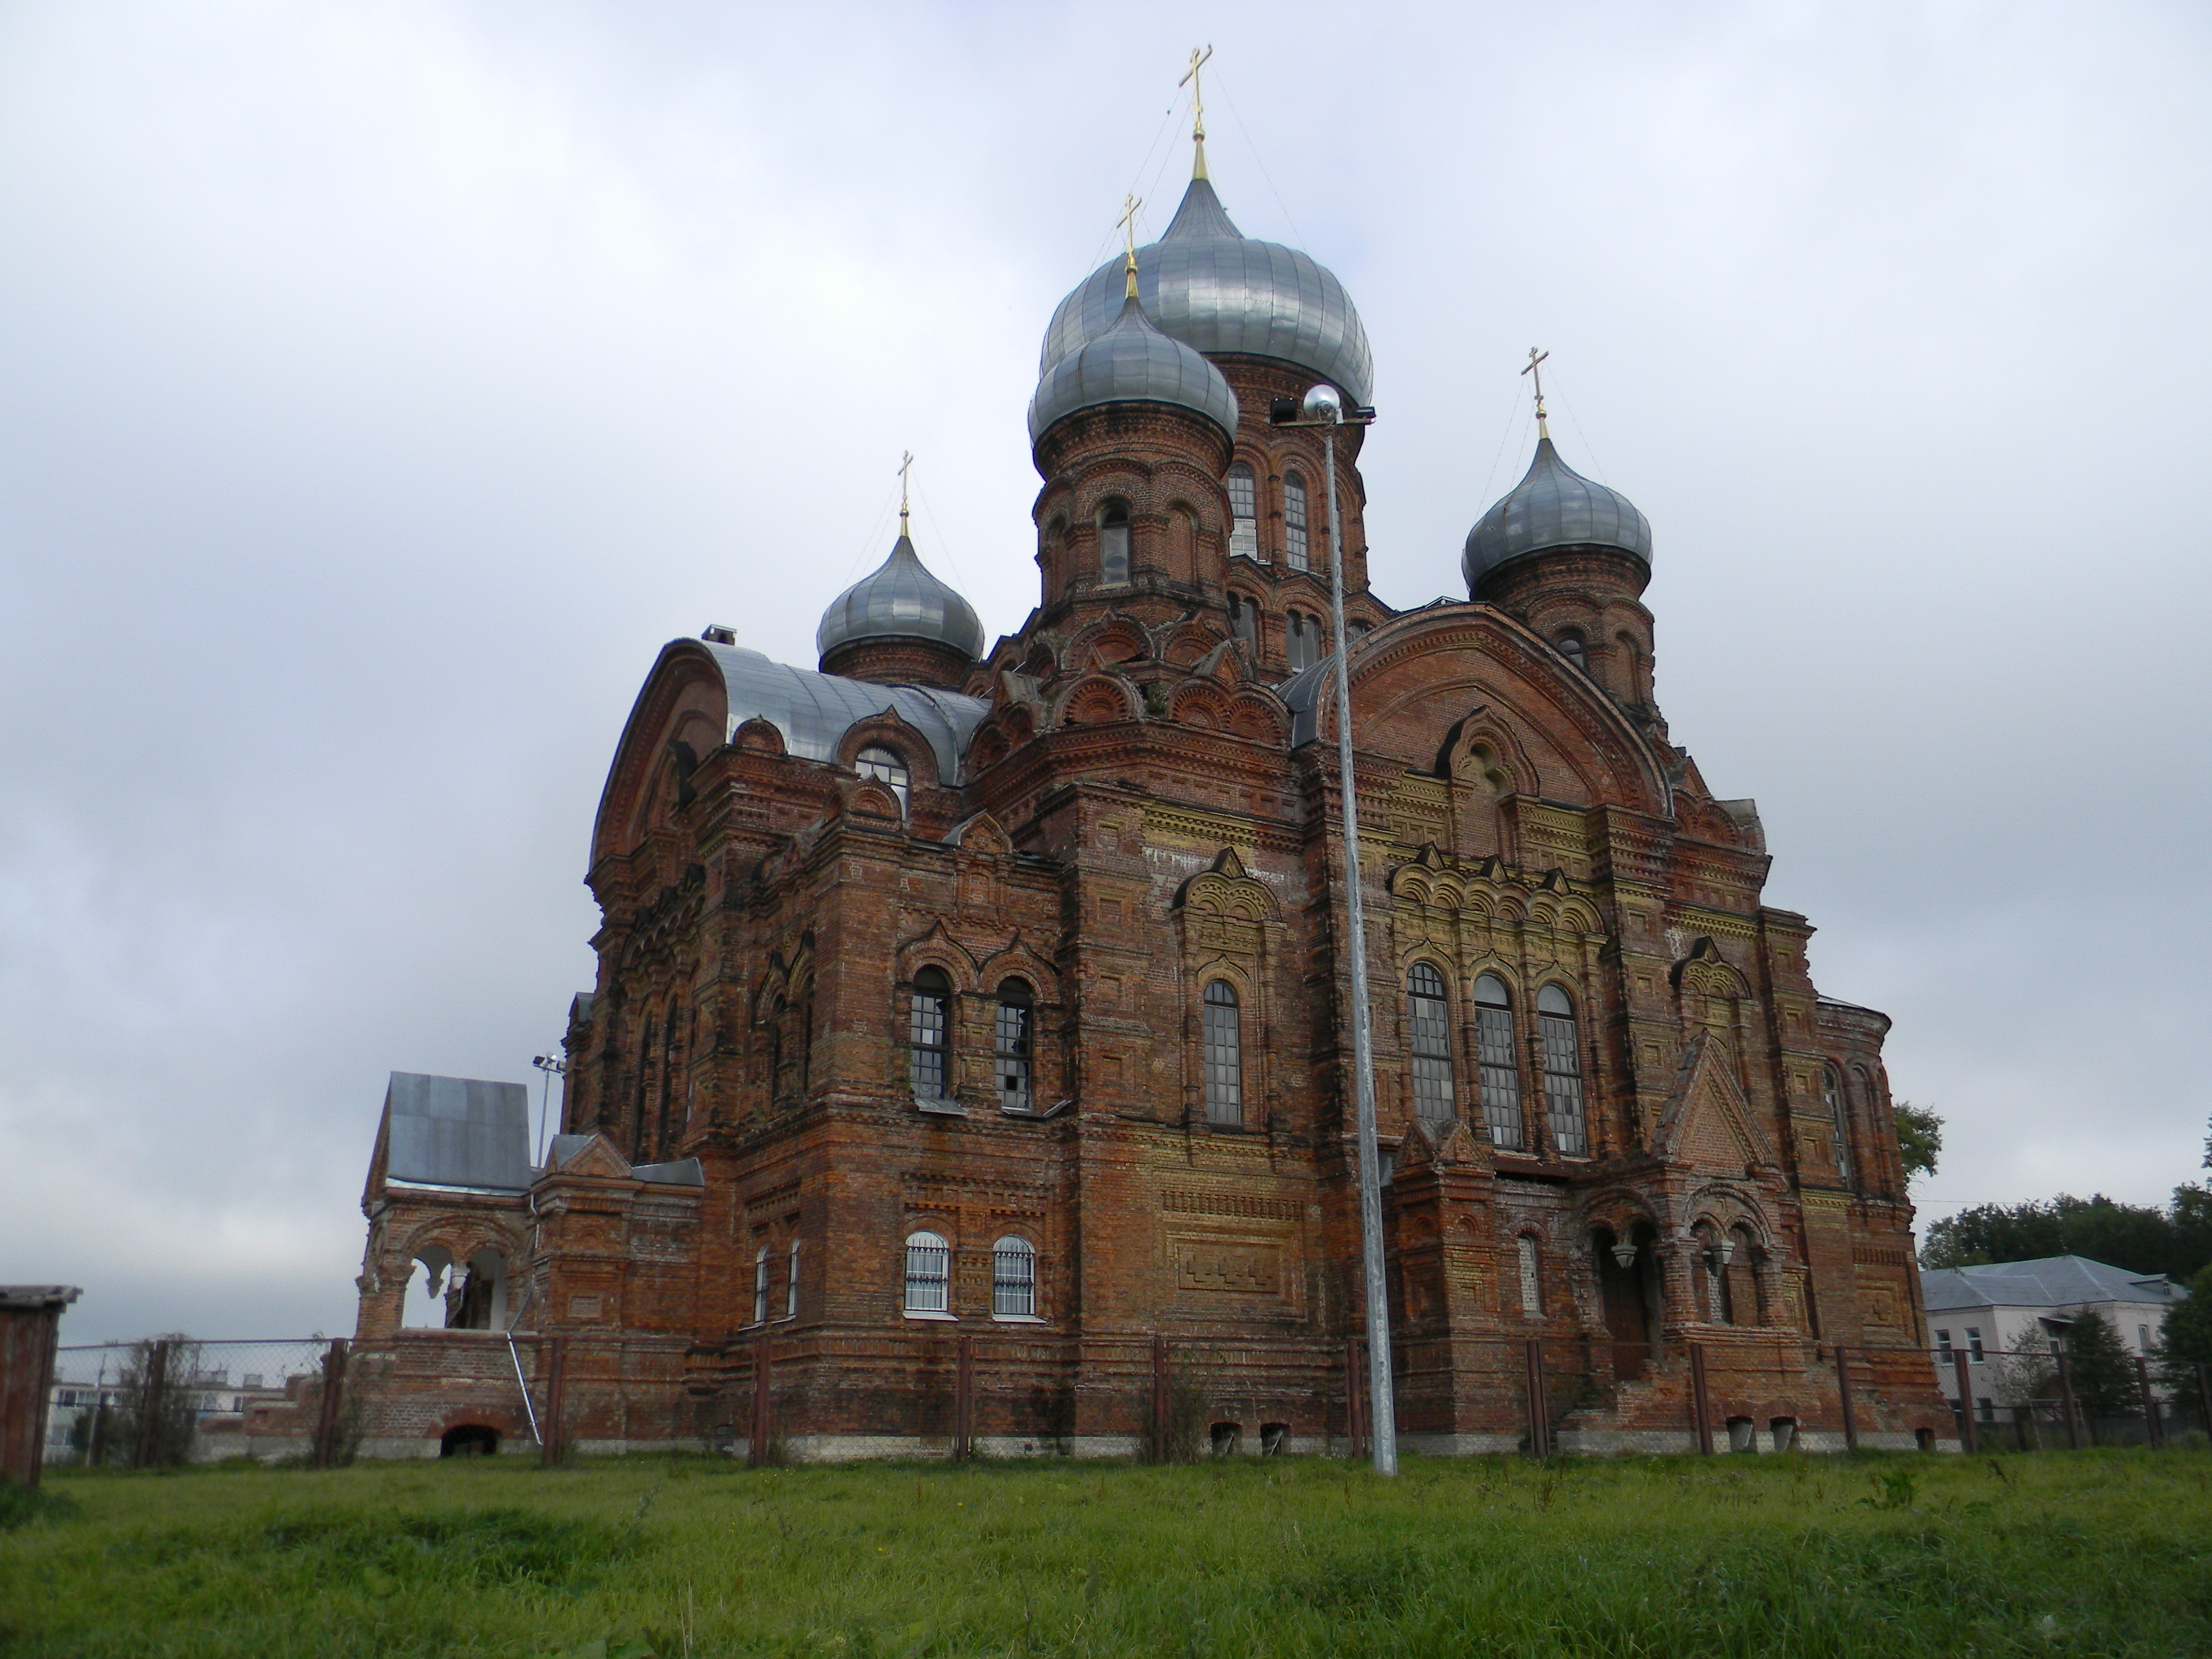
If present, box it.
[3,1449,2207,1657]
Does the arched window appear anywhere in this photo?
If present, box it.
[1556,633,1587,672]
[1202,979,1243,1125]
[1473,973,1524,1150]
[1698,1224,1734,1323]
[1537,984,1587,1157]
[904,1229,951,1315]
[753,1244,771,1326]
[1286,611,1321,672]
[785,1239,801,1319]
[1406,963,1455,1125]
[857,745,909,812]
[1517,1234,1542,1320]
[909,967,951,1099]
[992,1236,1037,1319]
[1823,1065,1853,1182]
[1228,593,1259,647]
[995,978,1034,1113]
[1284,472,1310,570]
[656,1010,680,1161]
[1098,500,1130,585]
[1227,462,1258,559]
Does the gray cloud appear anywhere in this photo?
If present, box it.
[2,0,2205,1340]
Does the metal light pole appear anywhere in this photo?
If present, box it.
[1275,383,1394,1474]
[532,1053,567,1168]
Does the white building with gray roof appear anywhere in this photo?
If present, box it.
[1920,1254,2187,1420]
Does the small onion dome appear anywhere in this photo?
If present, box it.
[816,531,987,662]
[1039,175,1374,408]
[1026,291,1239,447]
[1463,436,1653,591]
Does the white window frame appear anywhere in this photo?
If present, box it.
[752,1244,771,1327]
[903,1229,953,1318]
[991,1236,1040,1321]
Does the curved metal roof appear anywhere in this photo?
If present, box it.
[1040,176,1374,407]
[707,641,989,784]
[1027,292,1239,446]
[816,531,987,661]
[1464,436,1652,589]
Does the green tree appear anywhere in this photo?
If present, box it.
[2060,1305,2142,1422]
[2155,1261,2212,1392]
[1919,1193,2211,1279]
[1892,1101,1943,1180]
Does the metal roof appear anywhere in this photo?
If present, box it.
[1921,1255,2189,1314]
[705,641,990,784]
[1464,436,1652,590]
[1040,175,1374,407]
[816,533,987,661]
[380,1072,533,1193]
[1028,293,1239,446]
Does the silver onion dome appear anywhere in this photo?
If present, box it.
[1463,436,1653,591]
[1026,291,1239,446]
[1039,175,1374,408]
[816,530,987,661]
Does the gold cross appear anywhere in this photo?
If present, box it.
[1118,194,1142,298]
[1522,347,1551,438]
[898,450,913,528]
[1179,45,1213,144]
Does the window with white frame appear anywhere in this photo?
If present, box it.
[785,1239,800,1319]
[1936,1328,1953,1359]
[909,967,951,1098]
[857,745,909,812]
[1966,1327,1985,1361]
[1284,472,1310,570]
[992,1236,1037,1319]
[904,1230,951,1315]
[1202,979,1243,1125]
[995,979,1033,1112]
[1473,973,1524,1150]
[1537,984,1588,1156]
[1406,962,1455,1125]
[753,1244,771,1326]
[1227,462,1258,559]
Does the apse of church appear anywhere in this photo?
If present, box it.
[349,121,1948,1457]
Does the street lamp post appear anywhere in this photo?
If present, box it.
[1273,383,1395,1475]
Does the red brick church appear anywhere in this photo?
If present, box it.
[348,134,1950,1457]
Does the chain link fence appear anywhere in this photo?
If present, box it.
[49,1339,335,1467]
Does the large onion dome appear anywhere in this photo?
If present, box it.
[1039,174,1373,407]
[1463,436,1653,591]
[816,529,986,661]
[1026,291,1239,446]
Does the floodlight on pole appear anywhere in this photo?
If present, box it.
[1273,381,1394,1475]
[531,1054,567,1169]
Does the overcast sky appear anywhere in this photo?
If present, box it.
[3,1,2206,1341]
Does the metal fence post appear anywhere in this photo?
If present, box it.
[2137,1357,2164,1448]
[1524,1339,1550,1457]
[1688,1343,1713,1455]
[2198,1363,2212,1439]
[952,1333,973,1461]
[1344,1337,1365,1460]
[1834,1345,1858,1451]
[748,1331,772,1467]
[133,1339,170,1469]
[1150,1334,1168,1462]
[541,1336,567,1468]
[1952,1349,1978,1453]
[2055,1352,2081,1449]
[311,1338,348,1468]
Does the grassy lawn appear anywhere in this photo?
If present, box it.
[3,1450,2208,1657]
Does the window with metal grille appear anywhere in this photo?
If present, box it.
[904,1230,950,1314]
[785,1240,800,1319]
[992,1236,1036,1318]
[1098,501,1130,585]
[857,745,909,812]
[1822,1065,1852,1182]
[995,979,1033,1112]
[1406,962,1455,1125]
[1517,1234,1541,1319]
[1537,984,1587,1157]
[1227,462,1258,559]
[1472,973,1524,1150]
[909,967,950,1098]
[1202,979,1243,1125]
[1284,472,1310,570]
[752,1245,770,1326]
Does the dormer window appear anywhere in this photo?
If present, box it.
[857,745,909,811]
[1284,472,1310,571]
[1227,462,1258,559]
[1098,501,1131,585]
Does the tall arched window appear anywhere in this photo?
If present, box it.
[1098,500,1130,585]
[1286,611,1321,671]
[992,1236,1037,1319]
[904,1229,951,1315]
[1226,462,1258,559]
[1699,1225,1734,1323]
[1517,1234,1542,1320]
[1406,963,1455,1125]
[909,967,951,1099]
[753,1244,771,1326]
[1283,472,1310,570]
[1473,973,1524,1150]
[995,978,1034,1112]
[1202,979,1243,1125]
[857,745,909,812]
[1537,984,1587,1156]
[1823,1065,1853,1182]
[1228,592,1259,647]
[785,1239,801,1319]
[1556,633,1587,672]
[656,1009,680,1160]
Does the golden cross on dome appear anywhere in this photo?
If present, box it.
[1118,194,1142,298]
[1522,347,1552,439]
[898,450,914,529]
[1180,44,1213,176]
